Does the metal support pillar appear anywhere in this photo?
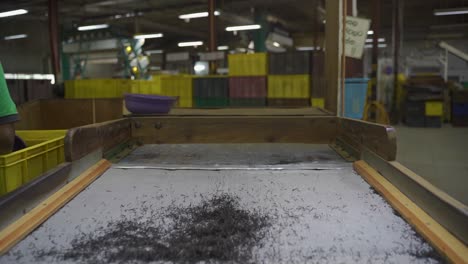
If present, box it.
[325,0,342,114]
[208,0,217,74]
[369,0,380,120]
[48,0,60,81]
[391,0,402,123]
[253,9,268,52]
[370,0,380,102]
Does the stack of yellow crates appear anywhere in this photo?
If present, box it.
[64,79,126,98]
[129,76,193,108]
[228,53,268,77]
[155,75,193,108]
[267,75,310,107]
[228,53,268,107]
[130,80,158,95]
[267,51,312,107]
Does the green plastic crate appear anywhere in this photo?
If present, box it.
[194,97,229,108]
[229,98,266,107]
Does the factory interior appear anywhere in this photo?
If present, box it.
[0,0,467,263]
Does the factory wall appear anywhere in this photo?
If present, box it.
[0,21,50,74]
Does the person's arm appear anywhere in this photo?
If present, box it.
[0,63,19,154]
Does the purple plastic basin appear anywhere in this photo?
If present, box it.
[125,93,176,114]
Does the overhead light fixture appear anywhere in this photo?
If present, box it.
[178,41,203,47]
[146,49,164,54]
[4,73,55,84]
[217,45,229,51]
[179,11,220,20]
[88,58,118,64]
[4,34,27,40]
[296,46,317,51]
[365,43,387,48]
[194,64,206,72]
[367,30,374,35]
[134,33,163,39]
[0,9,28,18]
[78,24,109,31]
[273,42,280,47]
[365,38,385,43]
[226,24,261,32]
[434,7,468,16]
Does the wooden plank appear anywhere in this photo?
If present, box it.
[0,163,72,229]
[97,119,132,153]
[125,107,332,117]
[131,116,337,144]
[354,160,468,264]
[325,0,341,114]
[0,160,111,255]
[362,150,468,245]
[65,119,132,162]
[15,100,42,130]
[16,99,123,130]
[64,125,99,162]
[336,118,397,161]
[40,99,94,129]
[94,98,124,123]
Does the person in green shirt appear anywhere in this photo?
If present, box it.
[0,63,19,154]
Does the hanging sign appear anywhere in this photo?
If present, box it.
[345,16,371,59]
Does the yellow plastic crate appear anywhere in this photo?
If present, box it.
[228,53,268,76]
[116,79,132,96]
[0,130,67,196]
[311,98,325,108]
[129,80,160,95]
[154,75,193,108]
[64,79,123,98]
[268,75,310,99]
[64,80,75,99]
[425,101,443,116]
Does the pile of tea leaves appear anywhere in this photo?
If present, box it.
[37,193,270,263]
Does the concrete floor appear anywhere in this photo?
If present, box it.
[395,125,468,205]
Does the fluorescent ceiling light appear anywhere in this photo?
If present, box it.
[146,49,164,54]
[273,42,280,47]
[0,9,28,18]
[134,33,163,39]
[4,73,55,84]
[88,58,118,64]
[178,41,203,47]
[365,38,385,43]
[434,7,468,16]
[179,11,220,20]
[226,24,261,31]
[4,34,27,40]
[194,64,206,72]
[367,30,374,35]
[365,43,387,48]
[78,24,109,31]
[296,46,317,51]
[217,45,229,50]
